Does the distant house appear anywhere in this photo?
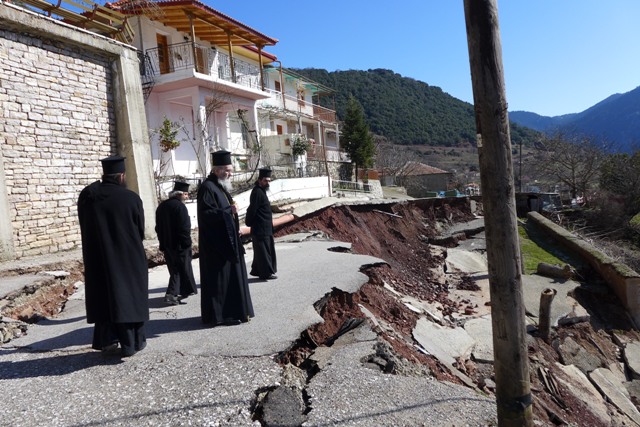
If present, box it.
[396,161,452,198]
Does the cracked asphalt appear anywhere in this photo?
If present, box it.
[0,234,496,426]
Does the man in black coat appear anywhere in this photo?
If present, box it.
[155,181,198,305]
[77,155,148,357]
[246,168,277,280]
[197,150,254,326]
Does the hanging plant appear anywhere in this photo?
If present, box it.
[291,135,310,157]
[158,117,180,152]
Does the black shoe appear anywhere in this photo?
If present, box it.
[164,294,183,305]
[178,292,196,301]
[101,343,119,356]
[266,274,278,280]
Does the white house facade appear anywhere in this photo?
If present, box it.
[113,0,345,188]
[257,66,344,177]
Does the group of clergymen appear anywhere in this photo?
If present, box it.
[77,150,278,357]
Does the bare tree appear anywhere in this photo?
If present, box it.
[374,139,414,185]
[531,132,608,201]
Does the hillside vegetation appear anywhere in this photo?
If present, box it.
[293,68,540,148]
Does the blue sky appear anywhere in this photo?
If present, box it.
[213,1,640,117]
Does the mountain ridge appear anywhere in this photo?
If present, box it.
[293,68,640,152]
[510,86,640,151]
[292,68,539,148]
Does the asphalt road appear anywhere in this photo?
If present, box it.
[0,233,496,426]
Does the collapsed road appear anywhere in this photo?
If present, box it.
[1,197,639,426]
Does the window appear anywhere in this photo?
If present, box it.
[276,124,283,135]
[275,81,281,92]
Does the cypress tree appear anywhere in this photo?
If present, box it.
[340,96,375,181]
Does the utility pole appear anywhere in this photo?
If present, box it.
[463,1,533,426]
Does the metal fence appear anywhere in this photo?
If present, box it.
[142,43,261,90]
[332,180,372,193]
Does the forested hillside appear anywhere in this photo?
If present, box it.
[293,68,540,147]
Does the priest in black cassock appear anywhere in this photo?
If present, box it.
[77,155,148,357]
[245,168,278,280]
[155,181,198,305]
[197,150,254,326]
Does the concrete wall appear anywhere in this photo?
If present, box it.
[184,176,331,227]
[528,211,640,327]
[0,2,156,260]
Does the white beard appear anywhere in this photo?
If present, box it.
[219,178,233,192]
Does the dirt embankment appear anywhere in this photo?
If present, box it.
[3,197,640,425]
[274,199,640,426]
[275,199,478,384]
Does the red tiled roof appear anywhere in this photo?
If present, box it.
[110,0,278,47]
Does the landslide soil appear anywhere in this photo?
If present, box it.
[274,200,640,426]
[275,199,476,383]
[3,197,640,425]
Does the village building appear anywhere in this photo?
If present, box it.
[112,0,346,189]
[0,0,350,260]
[395,161,453,198]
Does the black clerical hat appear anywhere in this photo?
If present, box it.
[100,155,126,174]
[258,168,272,179]
[173,181,190,193]
[211,150,232,166]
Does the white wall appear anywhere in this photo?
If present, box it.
[185,176,331,228]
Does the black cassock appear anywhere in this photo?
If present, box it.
[77,178,148,354]
[155,197,197,298]
[197,175,254,325]
[245,183,277,279]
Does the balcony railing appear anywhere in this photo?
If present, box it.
[306,143,348,162]
[259,89,337,123]
[332,180,372,193]
[142,42,262,90]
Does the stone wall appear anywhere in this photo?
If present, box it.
[0,3,158,261]
[528,211,640,328]
[0,28,116,258]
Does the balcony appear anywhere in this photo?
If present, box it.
[307,142,348,162]
[261,134,347,163]
[259,89,337,124]
[142,42,263,91]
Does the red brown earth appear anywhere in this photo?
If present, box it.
[2,198,640,425]
[274,200,640,426]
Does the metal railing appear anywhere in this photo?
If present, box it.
[306,143,348,162]
[258,89,337,123]
[142,42,261,90]
[332,180,372,193]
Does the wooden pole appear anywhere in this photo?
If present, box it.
[188,14,197,72]
[463,1,533,425]
[538,288,557,343]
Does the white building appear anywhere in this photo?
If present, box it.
[257,66,344,177]
[113,0,345,187]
